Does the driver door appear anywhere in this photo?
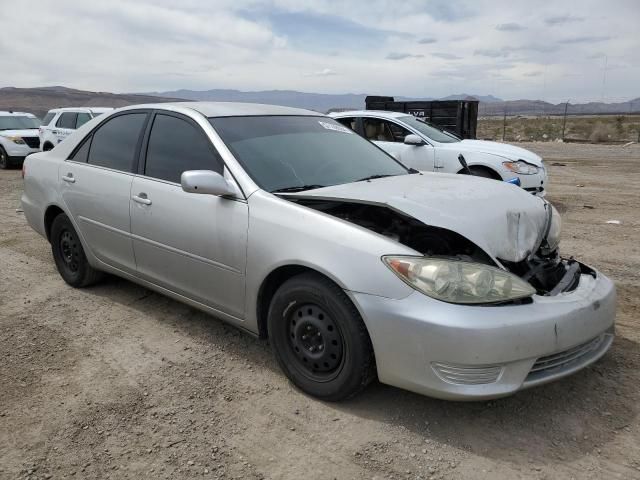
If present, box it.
[361,117,435,171]
[130,112,248,318]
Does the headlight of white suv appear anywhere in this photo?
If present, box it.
[503,160,539,175]
[383,256,536,304]
[0,135,26,144]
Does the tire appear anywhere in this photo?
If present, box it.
[469,166,498,179]
[50,213,103,287]
[267,272,376,401]
[0,146,9,169]
[43,142,54,152]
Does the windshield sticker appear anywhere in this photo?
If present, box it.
[318,121,353,134]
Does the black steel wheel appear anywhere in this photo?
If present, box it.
[50,213,103,287]
[268,272,375,401]
[287,303,344,381]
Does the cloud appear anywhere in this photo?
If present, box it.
[523,71,543,77]
[545,14,584,26]
[495,22,525,31]
[432,52,462,60]
[0,0,637,103]
[559,35,611,44]
[304,68,337,77]
[474,48,510,58]
[386,52,424,60]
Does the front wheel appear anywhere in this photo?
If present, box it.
[50,213,103,287]
[469,166,499,179]
[0,147,9,169]
[267,272,375,401]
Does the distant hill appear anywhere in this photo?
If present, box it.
[143,88,638,115]
[142,88,509,112]
[142,89,374,113]
[439,93,503,103]
[0,87,181,118]
[478,98,640,116]
[2,86,637,118]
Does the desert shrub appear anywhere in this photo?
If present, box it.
[589,122,615,143]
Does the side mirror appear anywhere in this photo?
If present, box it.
[181,170,237,197]
[404,134,425,146]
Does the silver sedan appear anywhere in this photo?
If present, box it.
[21,102,616,401]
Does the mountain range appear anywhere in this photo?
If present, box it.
[1,86,638,118]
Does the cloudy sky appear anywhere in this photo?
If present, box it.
[1,0,638,102]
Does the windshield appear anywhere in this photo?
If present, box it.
[209,116,408,192]
[0,115,41,131]
[399,115,460,143]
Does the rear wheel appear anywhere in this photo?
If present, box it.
[50,213,103,287]
[267,272,375,401]
[0,147,9,169]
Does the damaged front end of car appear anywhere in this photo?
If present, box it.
[287,195,583,302]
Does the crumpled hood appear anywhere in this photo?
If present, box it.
[293,173,549,262]
[440,139,543,166]
[0,128,39,137]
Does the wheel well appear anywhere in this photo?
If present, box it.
[256,265,329,339]
[44,205,65,242]
[43,142,54,151]
[458,164,502,180]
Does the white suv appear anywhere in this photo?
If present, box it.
[0,111,41,169]
[39,107,113,151]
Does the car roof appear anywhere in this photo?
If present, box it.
[117,101,323,118]
[0,111,37,117]
[330,110,409,119]
[47,107,114,113]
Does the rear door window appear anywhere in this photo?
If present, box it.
[42,112,56,126]
[75,112,92,129]
[335,117,357,131]
[144,113,223,183]
[362,118,410,143]
[87,113,147,172]
[56,112,77,129]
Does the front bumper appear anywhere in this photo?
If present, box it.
[351,267,616,400]
[503,165,548,197]
[3,142,39,159]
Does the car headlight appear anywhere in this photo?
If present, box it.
[545,205,562,252]
[1,135,26,144]
[503,160,539,175]
[383,256,536,304]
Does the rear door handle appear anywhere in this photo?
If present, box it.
[132,193,152,205]
[62,173,75,183]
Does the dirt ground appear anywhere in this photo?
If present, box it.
[1,142,639,480]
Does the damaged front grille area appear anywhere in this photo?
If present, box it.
[501,254,593,296]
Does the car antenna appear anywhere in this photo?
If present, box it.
[458,154,472,175]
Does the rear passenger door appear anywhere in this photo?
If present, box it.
[130,111,248,318]
[60,111,149,273]
[54,112,77,143]
[75,112,92,129]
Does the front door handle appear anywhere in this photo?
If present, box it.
[62,173,75,183]
[132,193,152,205]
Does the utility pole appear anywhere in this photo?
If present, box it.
[502,108,507,141]
[561,100,570,141]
